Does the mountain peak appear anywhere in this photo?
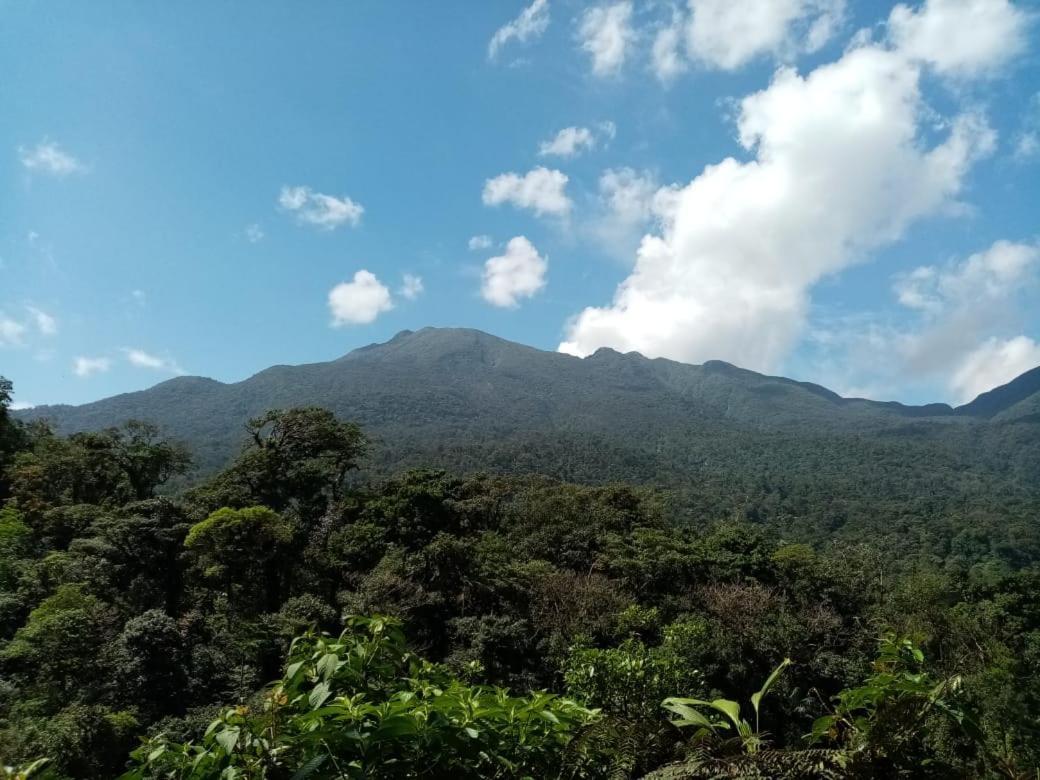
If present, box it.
[957,365,1040,419]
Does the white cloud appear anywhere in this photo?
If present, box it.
[652,13,687,81]
[599,167,664,225]
[538,122,615,157]
[26,306,57,336]
[489,0,550,60]
[686,0,845,71]
[578,2,634,77]
[539,127,595,157]
[892,240,1038,391]
[9,401,34,411]
[895,240,1039,314]
[468,235,493,251]
[328,270,393,326]
[0,317,26,347]
[482,167,571,216]
[399,273,424,301]
[586,168,673,259]
[951,336,1040,403]
[73,356,112,378]
[481,236,548,308]
[279,185,364,230]
[560,1,1012,371]
[244,223,264,243]
[888,0,1029,77]
[123,348,184,374]
[1016,132,1039,160]
[18,140,85,176]
[809,240,1039,403]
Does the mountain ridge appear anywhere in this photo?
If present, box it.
[13,327,1039,488]
[25,325,1013,413]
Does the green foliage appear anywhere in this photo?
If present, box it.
[15,329,1040,574]
[191,408,366,523]
[663,658,792,754]
[809,634,983,773]
[6,421,189,515]
[184,506,294,614]
[1,387,1039,778]
[184,505,293,550]
[1,584,118,707]
[0,758,54,780]
[122,615,600,779]
[564,624,705,720]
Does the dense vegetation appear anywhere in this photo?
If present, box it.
[18,329,1040,575]
[2,374,1039,777]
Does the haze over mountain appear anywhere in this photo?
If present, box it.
[17,328,1040,504]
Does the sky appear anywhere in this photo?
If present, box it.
[2,0,1039,409]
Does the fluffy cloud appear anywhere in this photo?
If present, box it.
[18,140,85,176]
[329,270,393,325]
[481,236,547,308]
[399,273,424,301]
[279,186,364,230]
[586,167,678,257]
[895,241,1038,314]
[539,122,615,158]
[894,241,1038,392]
[578,2,634,76]
[26,306,57,336]
[686,0,845,70]
[652,13,687,81]
[482,167,571,216]
[560,0,1018,371]
[950,336,1040,403]
[73,356,111,378]
[807,239,1039,403]
[540,127,593,157]
[0,317,26,347]
[888,0,1029,76]
[488,0,550,60]
[468,235,493,251]
[598,168,663,225]
[123,348,184,374]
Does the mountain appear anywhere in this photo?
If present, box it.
[15,328,1040,538]
[956,365,1040,421]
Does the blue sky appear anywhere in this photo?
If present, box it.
[2,0,1038,408]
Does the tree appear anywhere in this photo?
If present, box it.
[0,584,119,708]
[184,506,294,613]
[193,408,366,523]
[6,422,189,513]
[105,421,191,501]
[106,609,188,719]
[0,377,28,501]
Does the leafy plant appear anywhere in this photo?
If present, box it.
[808,634,982,767]
[0,759,53,780]
[662,658,792,754]
[121,615,601,779]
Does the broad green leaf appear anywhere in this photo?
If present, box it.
[214,727,239,754]
[308,681,332,710]
[290,755,327,780]
[706,698,742,729]
[751,657,791,720]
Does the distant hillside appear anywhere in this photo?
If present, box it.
[957,365,1040,421]
[16,327,1040,550]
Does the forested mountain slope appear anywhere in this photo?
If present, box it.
[16,327,1040,562]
